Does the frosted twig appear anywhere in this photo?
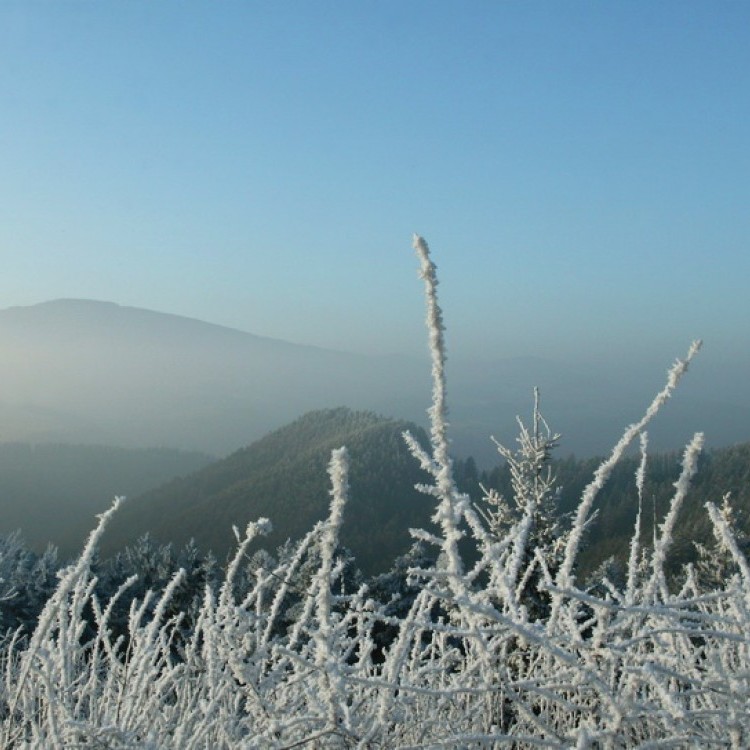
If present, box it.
[557,341,702,593]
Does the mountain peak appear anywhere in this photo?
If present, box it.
[29,298,122,309]
[0,299,355,356]
[0,298,286,347]
[0,298,405,455]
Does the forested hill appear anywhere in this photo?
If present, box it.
[101,408,435,575]
[468,441,750,578]
[0,444,212,558]
[3,420,748,579]
[97,409,750,577]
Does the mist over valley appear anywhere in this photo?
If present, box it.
[1,298,746,469]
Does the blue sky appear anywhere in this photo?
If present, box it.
[1,1,748,367]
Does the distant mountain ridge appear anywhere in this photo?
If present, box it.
[1,298,747,463]
[0,299,425,456]
[1,299,328,351]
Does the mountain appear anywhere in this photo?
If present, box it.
[0,299,425,455]
[101,408,436,575]
[0,299,747,464]
[0,443,212,558]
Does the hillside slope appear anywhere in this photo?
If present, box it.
[101,408,436,574]
[474,441,750,578]
[0,443,212,558]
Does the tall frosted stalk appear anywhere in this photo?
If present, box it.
[314,446,349,730]
[412,234,464,581]
[646,431,704,601]
[624,431,649,605]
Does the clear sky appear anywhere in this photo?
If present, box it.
[1,1,748,367]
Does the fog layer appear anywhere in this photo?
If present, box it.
[0,300,746,465]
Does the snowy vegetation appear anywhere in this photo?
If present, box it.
[1,236,748,747]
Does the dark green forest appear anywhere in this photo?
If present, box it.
[100,407,436,575]
[0,443,212,557]
[2,409,749,582]
[457,441,750,579]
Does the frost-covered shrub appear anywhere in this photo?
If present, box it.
[0,535,58,636]
[0,235,747,749]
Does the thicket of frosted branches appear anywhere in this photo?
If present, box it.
[1,236,748,748]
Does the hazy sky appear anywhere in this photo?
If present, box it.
[1,2,748,366]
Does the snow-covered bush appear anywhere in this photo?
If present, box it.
[1,235,747,748]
